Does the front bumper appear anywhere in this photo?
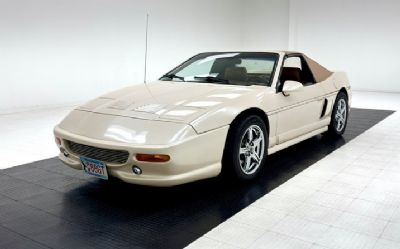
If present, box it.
[54,125,229,187]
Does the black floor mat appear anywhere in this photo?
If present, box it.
[0,108,394,249]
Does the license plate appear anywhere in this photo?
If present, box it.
[80,156,108,180]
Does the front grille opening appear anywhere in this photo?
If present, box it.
[66,140,129,164]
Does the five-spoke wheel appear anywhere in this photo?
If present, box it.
[238,125,265,175]
[328,91,349,136]
[222,115,268,180]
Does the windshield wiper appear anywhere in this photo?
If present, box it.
[194,76,230,84]
[161,74,185,81]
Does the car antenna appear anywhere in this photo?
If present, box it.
[144,13,149,84]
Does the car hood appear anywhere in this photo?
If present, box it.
[77,81,265,124]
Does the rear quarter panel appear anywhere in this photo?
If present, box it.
[320,72,352,117]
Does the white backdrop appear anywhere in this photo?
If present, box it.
[288,0,400,92]
[1,0,398,114]
[241,0,289,51]
[0,0,245,113]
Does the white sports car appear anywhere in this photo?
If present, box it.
[54,51,351,186]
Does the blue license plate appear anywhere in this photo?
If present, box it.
[80,156,108,180]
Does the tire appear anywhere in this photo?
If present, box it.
[327,91,349,136]
[222,115,268,180]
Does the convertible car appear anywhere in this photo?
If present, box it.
[54,51,351,186]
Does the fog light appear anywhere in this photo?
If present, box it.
[136,154,170,162]
[60,147,69,157]
[132,166,142,175]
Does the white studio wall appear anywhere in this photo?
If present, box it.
[144,0,244,83]
[288,0,400,92]
[1,0,145,114]
[0,0,244,114]
[1,0,399,114]
[241,0,289,51]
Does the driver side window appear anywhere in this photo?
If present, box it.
[280,56,315,87]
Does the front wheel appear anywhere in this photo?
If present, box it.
[327,92,349,136]
[222,115,268,180]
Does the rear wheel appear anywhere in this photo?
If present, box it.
[222,115,268,180]
[327,92,349,136]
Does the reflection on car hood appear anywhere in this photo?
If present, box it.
[77,81,263,124]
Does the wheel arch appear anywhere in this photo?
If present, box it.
[338,87,348,97]
[222,107,270,159]
[229,107,270,136]
[221,107,270,177]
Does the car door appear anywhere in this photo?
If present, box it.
[274,56,326,144]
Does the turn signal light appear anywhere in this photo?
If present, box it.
[136,154,170,162]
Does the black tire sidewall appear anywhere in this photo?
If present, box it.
[330,92,349,136]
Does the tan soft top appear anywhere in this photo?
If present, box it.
[284,52,333,82]
[303,55,333,82]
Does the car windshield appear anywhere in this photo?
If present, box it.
[160,52,279,86]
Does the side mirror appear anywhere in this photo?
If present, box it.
[282,80,303,96]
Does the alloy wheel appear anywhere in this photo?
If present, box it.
[335,98,347,132]
[238,125,265,175]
